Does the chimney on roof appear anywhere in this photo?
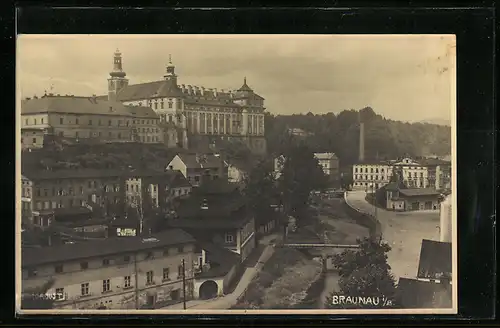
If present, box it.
[213,88,217,97]
[187,85,192,95]
[201,87,205,94]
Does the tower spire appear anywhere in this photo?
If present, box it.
[108,49,129,101]
[164,54,177,81]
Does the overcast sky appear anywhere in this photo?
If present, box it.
[17,35,455,123]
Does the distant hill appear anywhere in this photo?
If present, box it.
[265,107,452,166]
[419,118,451,127]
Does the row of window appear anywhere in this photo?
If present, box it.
[354,167,387,174]
[354,175,389,181]
[27,249,189,279]
[56,130,131,139]
[135,135,161,143]
[34,184,120,197]
[34,196,121,211]
[135,127,160,133]
[24,118,46,125]
[57,118,157,126]
[55,266,184,300]
[135,99,180,110]
[20,137,42,145]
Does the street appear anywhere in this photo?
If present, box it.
[345,190,440,280]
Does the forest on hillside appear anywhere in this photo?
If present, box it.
[264,107,451,166]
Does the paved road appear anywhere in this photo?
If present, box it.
[345,191,440,280]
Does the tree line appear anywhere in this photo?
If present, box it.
[264,107,451,166]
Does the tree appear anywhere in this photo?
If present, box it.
[324,237,398,309]
[278,142,328,225]
[340,172,354,190]
[21,278,56,309]
[243,159,277,231]
[264,109,451,166]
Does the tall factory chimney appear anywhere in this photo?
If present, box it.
[359,122,365,162]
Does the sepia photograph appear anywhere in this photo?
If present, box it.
[16,34,457,314]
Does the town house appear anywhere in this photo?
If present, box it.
[22,229,196,310]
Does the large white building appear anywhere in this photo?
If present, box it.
[98,50,267,154]
[352,157,451,191]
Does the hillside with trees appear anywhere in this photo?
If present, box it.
[265,107,451,166]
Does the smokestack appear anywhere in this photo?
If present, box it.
[359,122,365,162]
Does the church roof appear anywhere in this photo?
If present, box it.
[237,77,253,92]
[125,105,159,119]
[115,80,184,101]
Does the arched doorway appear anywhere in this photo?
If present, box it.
[199,280,218,300]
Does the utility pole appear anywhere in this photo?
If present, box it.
[182,259,187,310]
[134,253,139,309]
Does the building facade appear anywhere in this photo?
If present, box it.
[314,152,340,183]
[385,187,440,212]
[21,229,196,309]
[99,50,267,154]
[124,170,192,211]
[352,161,394,190]
[20,94,170,149]
[352,157,451,191]
[168,180,256,263]
[22,170,125,226]
[167,153,227,187]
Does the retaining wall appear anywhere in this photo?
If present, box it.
[342,193,382,241]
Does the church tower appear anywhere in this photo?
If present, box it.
[107,49,129,101]
[164,54,178,85]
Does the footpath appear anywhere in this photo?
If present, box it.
[162,233,278,310]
